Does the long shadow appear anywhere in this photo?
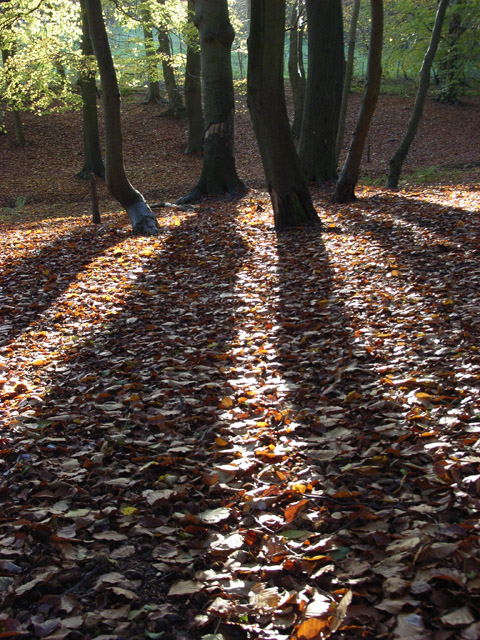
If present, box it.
[337,192,480,387]
[1,201,478,638]
[0,203,252,637]
[0,222,125,346]
[254,222,479,635]
[351,190,480,251]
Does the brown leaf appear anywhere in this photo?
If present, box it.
[293,617,332,640]
[284,499,310,523]
[168,580,204,596]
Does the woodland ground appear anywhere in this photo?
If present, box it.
[0,90,479,640]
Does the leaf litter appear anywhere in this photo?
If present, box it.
[1,87,480,640]
[0,181,479,640]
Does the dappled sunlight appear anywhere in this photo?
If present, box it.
[0,190,479,638]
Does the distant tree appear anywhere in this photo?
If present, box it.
[84,0,159,235]
[436,0,468,104]
[178,0,244,203]
[333,0,383,203]
[157,0,184,118]
[248,0,319,230]
[1,42,26,146]
[298,0,345,184]
[141,7,163,105]
[288,0,306,139]
[77,0,105,179]
[336,0,361,165]
[387,0,449,189]
[184,0,203,154]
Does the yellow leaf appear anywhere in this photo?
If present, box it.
[122,507,137,516]
[219,396,235,409]
[291,483,307,494]
[215,437,228,447]
[32,358,49,367]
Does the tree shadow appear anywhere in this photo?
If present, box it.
[335,191,480,384]
[0,202,253,636]
[1,197,479,638]
[0,222,125,347]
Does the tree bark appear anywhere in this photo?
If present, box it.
[142,18,163,105]
[184,0,204,154]
[178,0,244,203]
[333,0,383,203]
[387,0,449,189]
[1,43,26,146]
[157,1,184,118]
[288,0,306,140]
[77,0,105,179]
[436,0,467,104]
[298,0,345,184]
[84,0,159,235]
[247,0,319,231]
[335,0,361,165]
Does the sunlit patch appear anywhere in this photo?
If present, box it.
[1,191,479,638]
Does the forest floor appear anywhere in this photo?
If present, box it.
[0,91,479,640]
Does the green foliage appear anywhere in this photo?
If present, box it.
[345,0,480,95]
[0,0,82,115]
[105,0,187,92]
[2,0,479,120]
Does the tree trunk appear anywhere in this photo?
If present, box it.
[142,19,163,105]
[298,0,344,184]
[178,0,244,203]
[247,0,319,231]
[1,46,26,147]
[12,110,25,147]
[436,0,467,104]
[288,0,306,140]
[387,0,449,189]
[83,0,159,235]
[77,0,105,179]
[335,0,361,165]
[332,0,383,203]
[157,2,184,118]
[184,0,204,154]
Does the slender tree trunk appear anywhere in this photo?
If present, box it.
[142,20,162,105]
[157,2,184,118]
[184,0,204,154]
[247,0,319,231]
[298,0,345,184]
[1,47,26,147]
[387,0,449,189]
[12,110,25,146]
[178,0,244,203]
[436,0,466,104]
[336,0,361,165]
[84,0,159,235]
[288,0,306,139]
[77,0,105,179]
[333,0,383,203]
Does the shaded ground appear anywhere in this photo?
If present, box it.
[0,92,479,640]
